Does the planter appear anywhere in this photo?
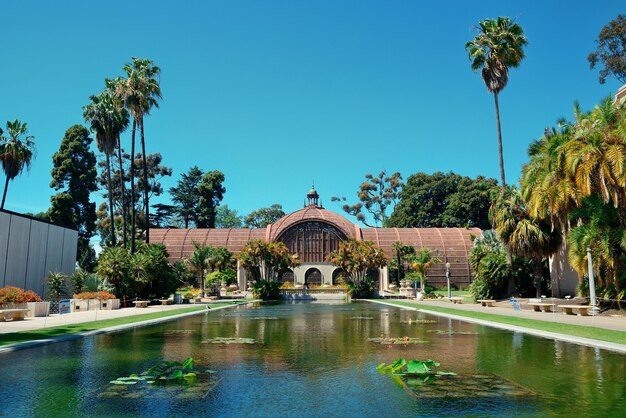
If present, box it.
[228,284,238,291]
[388,284,398,291]
[99,299,120,310]
[415,292,425,301]
[26,301,50,317]
[0,302,27,310]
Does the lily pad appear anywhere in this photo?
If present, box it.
[400,319,437,324]
[427,330,479,335]
[368,336,427,345]
[350,316,374,320]
[202,337,256,344]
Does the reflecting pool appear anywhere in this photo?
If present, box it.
[1,302,625,417]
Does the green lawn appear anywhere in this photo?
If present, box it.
[432,290,472,300]
[375,300,626,346]
[0,302,242,347]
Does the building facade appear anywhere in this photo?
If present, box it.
[151,187,481,291]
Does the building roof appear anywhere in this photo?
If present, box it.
[267,205,359,241]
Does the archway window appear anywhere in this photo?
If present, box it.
[332,268,345,285]
[278,269,294,284]
[305,268,322,286]
[277,221,347,263]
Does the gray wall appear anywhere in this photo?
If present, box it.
[0,211,78,297]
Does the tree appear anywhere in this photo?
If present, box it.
[466,17,528,187]
[216,205,242,228]
[238,240,299,282]
[244,204,285,228]
[409,248,441,291]
[387,172,497,229]
[132,243,179,298]
[208,246,234,272]
[115,57,162,249]
[170,166,204,228]
[328,239,387,297]
[391,242,415,285]
[490,188,562,297]
[97,247,131,296]
[588,14,626,84]
[196,170,226,228]
[47,125,98,271]
[0,120,35,209]
[332,171,403,227]
[150,203,175,228]
[187,243,212,297]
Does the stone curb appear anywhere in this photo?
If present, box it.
[369,299,626,354]
[0,301,255,354]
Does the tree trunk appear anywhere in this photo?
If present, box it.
[1,176,9,209]
[130,120,137,254]
[533,257,544,299]
[117,134,127,248]
[141,121,150,243]
[493,92,506,188]
[106,153,117,246]
[505,251,516,296]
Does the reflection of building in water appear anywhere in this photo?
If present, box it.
[151,187,479,291]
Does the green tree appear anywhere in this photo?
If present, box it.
[150,203,175,228]
[115,57,162,250]
[588,14,626,84]
[328,239,387,298]
[170,166,204,228]
[244,204,285,228]
[216,204,242,228]
[332,171,403,227]
[0,120,35,209]
[387,172,497,229]
[97,246,131,296]
[490,188,562,297]
[187,243,212,296]
[391,242,415,285]
[466,17,528,187]
[131,243,179,298]
[409,248,441,290]
[238,240,299,282]
[48,125,98,271]
[196,170,226,228]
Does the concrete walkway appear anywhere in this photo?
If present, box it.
[0,303,214,334]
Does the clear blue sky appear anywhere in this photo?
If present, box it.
[1,0,624,226]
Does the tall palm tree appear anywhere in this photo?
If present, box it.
[466,17,528,188]
[105,77,131,248]
[116,57,161,251]
[0,120,35,209]
[491,187,562,297]
[83,91,119,246]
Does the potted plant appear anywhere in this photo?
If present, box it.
[24,290,50,317]
[0,286,27,309]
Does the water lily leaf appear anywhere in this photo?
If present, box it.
[110,380,137,385]
[436,371,457,376]
[181,358,194,369]
[407,360,430,374]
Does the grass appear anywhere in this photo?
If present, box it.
[432,290,472,300]
[0,302,242,347]
[376,300,626,346]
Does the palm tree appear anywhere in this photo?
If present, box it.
[0,120,35,209]
[410,248,441,291]
[105,77,131,248]
[116,57,161,251]
[83,91,119,246]
[187,243,212,297]
[491,188,562,297]
[392,242,415,285]
[466,17,528,188]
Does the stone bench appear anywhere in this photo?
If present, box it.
[528,302,556,313]
[133,300,149,308]
[477,299,496,307]
[0,308,30,321]
[450,297,464,304]
[159,299,172,305]
[558,305,593,316]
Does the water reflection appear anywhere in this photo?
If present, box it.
[0,302,625,417]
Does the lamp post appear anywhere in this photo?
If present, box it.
[445,262,451,299]
[586,247,596,310]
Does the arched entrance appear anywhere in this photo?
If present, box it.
[305,268,322,286]
[332,268,344,285]
[278,269,294,285]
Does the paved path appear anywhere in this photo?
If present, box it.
[0,304,210,334]
[382,298,626,332]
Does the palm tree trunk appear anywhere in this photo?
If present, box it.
[130,120,137,254]
[493,92,506,188]
[140,121,150,243]
[0,176,9,209]
[106,153,117,246]
[117,134,127,248]
[533,257,544,299]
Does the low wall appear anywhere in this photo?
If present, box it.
[280,288,346,301]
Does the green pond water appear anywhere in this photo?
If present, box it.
[1,302,625,417]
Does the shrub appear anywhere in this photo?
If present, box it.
[24,290,42,302]
[73,291,117,301]
[347,279,376,299]
[252,280,281,300]
[47,272,68,299]
[0,286,26,304]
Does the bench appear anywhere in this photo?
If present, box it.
[0,308,30,321]
[528,302,556,313]
[477,299,496,307]
[559,305,593,316]
[159,299,172,305]
[133,300,149,308]
[450,297,464,304]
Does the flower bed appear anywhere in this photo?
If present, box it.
[0,286,48,317]
[71,292,120,312]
